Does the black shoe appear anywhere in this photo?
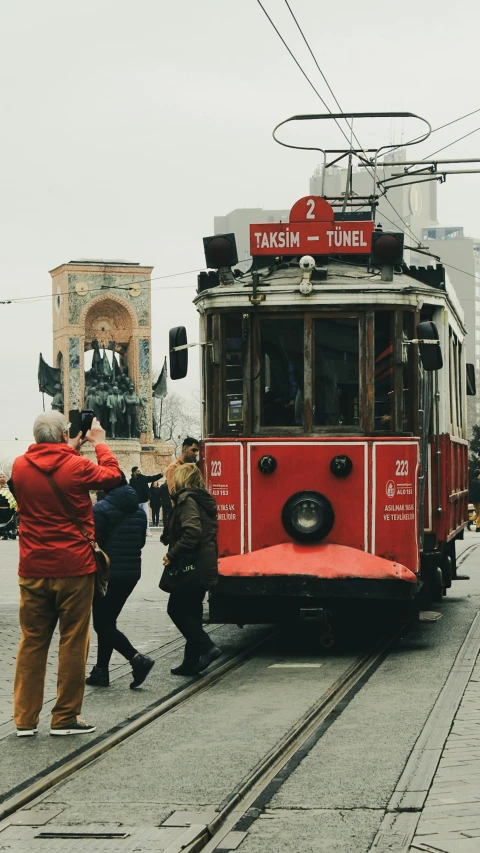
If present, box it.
[85,666,109,687]
[50,718,96,736]
[194,645,222,674]
[170,661,200,676]
[130,654,155,689]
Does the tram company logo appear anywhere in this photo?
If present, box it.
[386,480,396,498]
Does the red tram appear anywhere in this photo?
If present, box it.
[169,114,475,636]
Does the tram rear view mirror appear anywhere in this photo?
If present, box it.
[467,363,476,396]
[169,326,188,380]
[416,321,443,372]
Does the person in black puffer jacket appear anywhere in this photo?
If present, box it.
[86,474,154,689]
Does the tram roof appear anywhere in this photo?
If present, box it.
[194,259,466,334]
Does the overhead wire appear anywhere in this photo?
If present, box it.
[255,0,352,148]
[410,125,480,166]
[288,1,423,247]
[0,267,211,305]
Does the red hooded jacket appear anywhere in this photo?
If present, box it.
[12,442,121,578]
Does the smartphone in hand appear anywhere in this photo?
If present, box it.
[69,410,94,438]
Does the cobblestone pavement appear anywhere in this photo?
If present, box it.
[0,532,173,727]
[411,649,480,852]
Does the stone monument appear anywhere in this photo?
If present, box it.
[39,259,172,474]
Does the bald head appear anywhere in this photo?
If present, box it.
[33,411,69,444]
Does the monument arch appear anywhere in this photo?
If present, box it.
[39,259,172,475]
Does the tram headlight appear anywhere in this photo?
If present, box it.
[282,491,334,542]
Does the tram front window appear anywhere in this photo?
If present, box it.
[225,315,244,432]
[314,318,360,426]
[260,319,304,427]
[375,311,394,431]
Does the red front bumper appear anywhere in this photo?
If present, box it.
[219,542,417,584]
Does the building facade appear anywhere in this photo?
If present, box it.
[214,207,289,271]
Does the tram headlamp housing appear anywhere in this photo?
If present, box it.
[203,233,238,269]
[282,491,334,543]
[370,231,404,266]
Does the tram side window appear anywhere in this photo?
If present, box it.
[374,312,393,431]
[314,318,360,426]
[225,315,244,432]
[458,341,464,432]
[449,330,461,435]
[260,319,304,427]
[402,312,414,433]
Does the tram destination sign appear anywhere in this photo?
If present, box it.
[250,219,375,256]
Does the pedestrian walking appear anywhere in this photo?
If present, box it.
[469,469,480,532]
[164,437,199,494]
[159,480,172,545]
[11,412,121,737]
[0,471,17,540]
[129,465,163,535]
[149,480,162,528]
[86,474,154,689]
[162,463,221,676]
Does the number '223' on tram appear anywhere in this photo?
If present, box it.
[169,195,475,633]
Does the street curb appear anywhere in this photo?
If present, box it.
[370,610,480,852]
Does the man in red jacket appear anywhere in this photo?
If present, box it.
[12,411,121,737]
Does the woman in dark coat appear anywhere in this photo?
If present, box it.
[149,480,162,528]
[163,463,221,676]
[86,474,154,689]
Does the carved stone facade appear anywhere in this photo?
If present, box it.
[50,259,173,473]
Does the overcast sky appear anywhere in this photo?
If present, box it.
[1,0,480,462]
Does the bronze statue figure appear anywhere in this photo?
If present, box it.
[123,382,144,439]
[51,384,64,413]
[106,385,125,439]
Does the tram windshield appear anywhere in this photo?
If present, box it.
[260,319,304,427]
[314,318,360,426]
[209,308,415,436]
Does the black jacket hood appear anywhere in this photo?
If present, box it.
[103,485,139,514]
[174,487,217,518]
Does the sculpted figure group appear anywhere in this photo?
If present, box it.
[84,342,145,439]
[85,376,145,439]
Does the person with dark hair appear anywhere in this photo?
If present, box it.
[149,480,162,528]
[86,472,154,689]
[469,469,480,532]
[165,437,199,494]
[129,465,164,536]
[158,480,173,545]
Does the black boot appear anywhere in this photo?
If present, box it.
[193,645,222,674]
[171,660,200,676]
[130,654,155,689]
[85,666,109,687]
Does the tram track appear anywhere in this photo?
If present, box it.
[0,627,275,823]
[178,626,405,853]
[0,624,405,851]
